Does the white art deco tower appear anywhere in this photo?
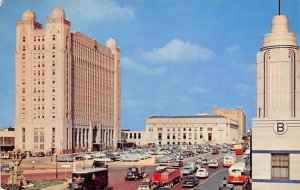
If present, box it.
[252,13,300,190]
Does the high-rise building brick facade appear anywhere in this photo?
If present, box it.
[15,8,121,153]
[212,106,246,139]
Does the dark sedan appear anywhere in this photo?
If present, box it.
[182,175,199,187]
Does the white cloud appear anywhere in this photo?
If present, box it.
[142,39,214,63]
[191,86,210,94]
[122,57,167,75]
[226,44,240,55]
[62,0,134,21]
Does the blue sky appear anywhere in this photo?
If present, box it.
[0,0,299,131]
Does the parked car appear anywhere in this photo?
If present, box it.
[186,162,197,172]
[172,160,183,167]
[137,180,158,190]
[1,164,10,173]
[208,159,219,168]
[30,152,37,157]
[92,160,108,168]
[121,155,139,162]
[24,151,32,157]
[156,166,167,171]
[56,155,74,162]
[195,168,209,178]
[181,166,194,175]
[124,166,147,180]
[46,151,53,156]
[212,149,219,154]
[182,175,199,187]
[3,153,10,159]
[222,148,228,153]
[201,158,209,165]
[37,152,45,157]
[95,156,112,162]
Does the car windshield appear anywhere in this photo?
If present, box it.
[129,167,137,172]
[184,176,194,180]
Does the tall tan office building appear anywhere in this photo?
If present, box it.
[15,8,121,153]
[213,106,246,138]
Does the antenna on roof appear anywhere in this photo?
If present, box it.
[278,0,281,15]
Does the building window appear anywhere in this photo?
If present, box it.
[183,133,186,139]
[271,154,289,179]
[51,128,55,145]
[22,37,25,42]
[200,127,203,131]
[22,128,25,143]
[138,133,141,139]
[129,133,132,139]
[158,133,162,140]
[34,128,38,143]
[40,144,44,149]
[134,133,136,139]
[40,129,44,143]
[52,35,55,40]
[167,133,170,139]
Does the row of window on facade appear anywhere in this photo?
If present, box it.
[22,35,55,43]
[149,126,214,132]
[21,127,55,149]
[157,132,204,140]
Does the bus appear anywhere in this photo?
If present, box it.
[223,154,236,167]
[72,168,108,190]
[233,144,243,155]
[228,162,247,184]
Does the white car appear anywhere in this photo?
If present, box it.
[94,156,112,162]
[208,159,219,168]
[195,168,209,178]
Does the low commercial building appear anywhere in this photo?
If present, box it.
[0,128,15,151]
[124,110,243,146]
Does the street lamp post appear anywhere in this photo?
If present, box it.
[55,154,58,178]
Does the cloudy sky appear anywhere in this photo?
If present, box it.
[0,0,299,131]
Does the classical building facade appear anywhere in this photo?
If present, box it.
[15,8,121,153]
[124,111,242,146]
[213,106,246,139]
[252,14,300,189]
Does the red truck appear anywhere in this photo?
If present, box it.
[152,167,181,187]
